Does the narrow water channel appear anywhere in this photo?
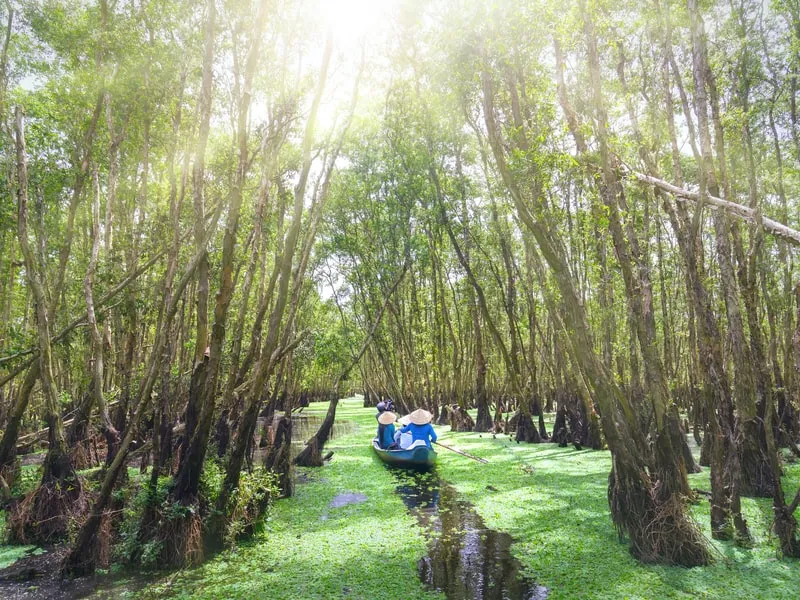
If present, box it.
[390,467,549,600]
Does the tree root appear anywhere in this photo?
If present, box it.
[149,508,204,568]
[448,405,475,432]
[515,412,542,443]
[263,416,293,498]
[6,478,87,545]
[609,460,710,566]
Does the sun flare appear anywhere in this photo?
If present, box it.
[319,0,396,44]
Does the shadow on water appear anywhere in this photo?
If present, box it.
[389,467,549,600]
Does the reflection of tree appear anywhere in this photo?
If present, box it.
[393,469,441,532]
[392,469,543,598]
[415,482,536,599]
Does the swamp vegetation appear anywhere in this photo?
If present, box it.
[1,0,800,597]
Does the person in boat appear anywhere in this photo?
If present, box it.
[399,408,437,449]
[375,397,395,421]
[377,411,398,449]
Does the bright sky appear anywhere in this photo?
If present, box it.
[313,0,401,134]
[319,0,399,44]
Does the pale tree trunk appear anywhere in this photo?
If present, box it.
[13,107,82,544]
[179,0,215,473]
[84,169,119,460]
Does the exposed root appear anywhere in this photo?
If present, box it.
[639,490,710,565]
[738,419,777,498]
[608,458,710,566]
[7,478,87,545]
[436,403,450,425]
[294,437,322,467]
[69,434,103,471]
[773,502,800,558]
[448,405,474,432]
[491,412,506,434]
[668,411,701,475]
[142,508,205,568]
[515,412,542,443]
[61,508,115,577]
[263,416,293,498]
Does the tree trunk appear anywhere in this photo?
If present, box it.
[212,34,334,546]
[481,62,708,565]
[12,107,82,545]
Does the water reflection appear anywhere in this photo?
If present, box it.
[389,468,548,600]
[255,412,353,460]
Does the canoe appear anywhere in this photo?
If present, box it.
[372,438,437,468]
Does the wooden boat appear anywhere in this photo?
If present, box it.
[372,438,437,468]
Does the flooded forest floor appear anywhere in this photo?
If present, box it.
[2,396,800,599]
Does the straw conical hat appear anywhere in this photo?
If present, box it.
[378,411,397,425]
[407,408,433,425]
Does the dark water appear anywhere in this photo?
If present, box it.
[390,468,548,600]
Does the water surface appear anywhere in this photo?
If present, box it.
[390,468,548,600]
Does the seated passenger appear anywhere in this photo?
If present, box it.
[377,411,397,449]
[375,397,395,421]
[399,408,437,449]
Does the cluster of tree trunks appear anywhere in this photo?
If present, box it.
[3,0,800,581]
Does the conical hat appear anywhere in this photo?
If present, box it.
[378,411,397,425]
[407,408,432,425]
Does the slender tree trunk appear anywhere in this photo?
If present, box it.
[13,107,82,544]
[62,205,221,576]
[179,0,215,477]
[214,34,333,544]
[481,63,708,565]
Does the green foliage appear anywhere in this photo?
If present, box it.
[198,457,223,509]
[115,475,171,568]
[114,399,800,599]
[11,464,41,498]
[223,467,280,548]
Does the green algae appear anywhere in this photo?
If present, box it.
[3,397,796,599]
[128,398,800,599]
[129,397,443,600]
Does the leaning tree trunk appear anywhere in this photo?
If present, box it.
[173,0,216,504]
[481,65,709,566]
[209,34,334,551]
[61,210,218,577]
[581,17,690,500]
[11,107,83,545]
[0,361,39,486]
[84,169,119,465]
[263,416,293,498]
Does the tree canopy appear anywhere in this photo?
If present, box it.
[1,0,800,580]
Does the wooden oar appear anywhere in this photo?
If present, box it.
[434,441,488,463]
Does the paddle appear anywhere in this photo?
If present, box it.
[434,441,488,464]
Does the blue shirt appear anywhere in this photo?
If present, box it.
[399,422,437,448]
[378,423,396,449]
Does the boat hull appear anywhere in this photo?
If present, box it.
[372,438,436,468]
